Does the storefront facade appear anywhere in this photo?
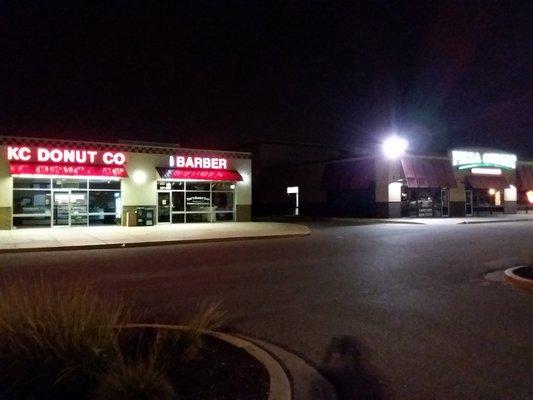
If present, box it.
[375,149,529,218]
[245,143,533,218]
[0,137,252,229]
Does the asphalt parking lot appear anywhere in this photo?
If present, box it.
[1,220,532,400]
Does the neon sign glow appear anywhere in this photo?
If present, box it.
[6,146,126,166]
[451,150,516,170]
[169,155,227,170]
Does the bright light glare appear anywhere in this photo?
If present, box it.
[132,170,147,185]
[527,191,533,204]
[240,172,250,184]
[382,136,408,159]
[488,188,496,195]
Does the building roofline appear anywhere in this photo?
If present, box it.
[0,135,251,158]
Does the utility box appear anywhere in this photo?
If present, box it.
[136,207,155,226]
[126,212,137,227]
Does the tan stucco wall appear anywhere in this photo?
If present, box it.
[0,145,13,208]
[375,156,402,203]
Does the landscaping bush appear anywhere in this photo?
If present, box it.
[95,359,176,400]
[176,299,226,362]
[0,278,226,399]
[0,279,127,399]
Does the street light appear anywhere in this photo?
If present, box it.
[382,135,408,159]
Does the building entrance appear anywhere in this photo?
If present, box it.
[52,190,89,227]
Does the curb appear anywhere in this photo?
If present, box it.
[235,333,337,400]
[458,219,533,225]
[122,323,292,400]
[504,266,533,292]
[0,230,311,254]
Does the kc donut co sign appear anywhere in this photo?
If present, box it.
[6,146,126,166]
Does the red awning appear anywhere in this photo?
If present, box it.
[322,159,375,190]
[400,158,457,188]
[517,164,533,190]
[156,167,243,181]
[465,175,510,190]
[10,162,128,178]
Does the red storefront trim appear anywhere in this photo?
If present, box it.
[9,162,129,178]
[156,167,242,181]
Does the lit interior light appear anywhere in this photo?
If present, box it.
[471,168,502,175]
[527,191,533,204]
[488,188,496,195]
[382,136,408,159]
[132,170,147,185]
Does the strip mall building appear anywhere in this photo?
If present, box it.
[0,136,252,229]
[242,141,533,218]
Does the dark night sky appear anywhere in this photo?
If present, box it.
[1,1,531,156]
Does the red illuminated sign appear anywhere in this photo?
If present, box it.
[157,167,242,181]
[7,146,126,166]
[9,162,128,177]
[169,155,227,170]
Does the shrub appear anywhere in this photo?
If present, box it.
[174,300,226,362]
[95,359,176,400]
[0,278,127,399]
[0,278,226,399]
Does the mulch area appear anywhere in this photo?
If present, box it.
[120,328,270,400]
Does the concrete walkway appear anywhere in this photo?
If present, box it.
[0,222,310,253]
[386,213,533,225]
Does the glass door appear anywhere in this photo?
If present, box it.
[158,192,171,223]
[53,191,70,226]
[465,190,473,216]
[441,189,449,217]
[70,191,88,226]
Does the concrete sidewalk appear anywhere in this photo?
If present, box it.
[386,213,533,225]
[0,222,310,253]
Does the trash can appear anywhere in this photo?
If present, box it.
[126,212,137,227]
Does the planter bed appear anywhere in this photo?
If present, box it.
[119,327,270,400]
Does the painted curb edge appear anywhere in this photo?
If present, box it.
[504,266,533,292]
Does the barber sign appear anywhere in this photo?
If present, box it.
[169,155,227,170]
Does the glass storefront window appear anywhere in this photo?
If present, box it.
[89,191,120,213]
[212,182,234,191]
[13,177,123,228]
[89,180,121,190]
[13,190,51,214]
[186,213,210,223]
[212,192,234,211]
[158,181,185,191]
[13,178,51,189]
[53,178,87,189]
[172,192,185,211]
[171,213,185,223]
[186,182,210,191]
[89,215,120,226]
[186,192,211,211]
[214,212,234,221]
[157,179,236,223]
